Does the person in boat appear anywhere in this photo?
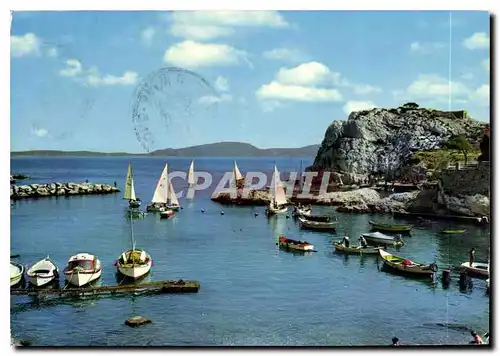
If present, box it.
[470,331,484,344]
[342,235,350,248]
[391,337,400,346]
[469,248,475,267]
[359,235,368,248]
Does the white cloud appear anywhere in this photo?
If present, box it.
[260,100,283,113]
[463,32,489,50]
[256,81,342,102]
[262,47,306,63]
[198,94,232,105]
[409,41,446,54]
[45,47,58,57]
[86,71,138,87]
[470,84,489,106]
[460,73,474,80]
[31,126,49,138]
[168,11,289,41]
[342,100,377,115]
[59,59,83,77]
[276,61,340,86]
[163,40,248,68]
[352,84,382,95]
[214,76,229,92]
[11,33,40,57]
[141,27,156,45]
[406,74,470,99]
[481,58,490,73]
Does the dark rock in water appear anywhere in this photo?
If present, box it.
[11,173,30,180]
[125,316,152,327]
[10,182,120,200]
[11,338,31,347]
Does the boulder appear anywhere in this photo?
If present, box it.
[125,316,152,327]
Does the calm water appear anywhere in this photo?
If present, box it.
[10,157,490,346]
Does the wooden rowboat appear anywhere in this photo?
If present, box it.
[369,220,412,233]
[440,229,466,234]
[362,231,405,247]
[298,217,337,231]
[460,262,489,277]
[334,242,381,255]
[277,236,314,252]
[379,249,437,276]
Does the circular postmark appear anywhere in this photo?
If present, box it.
[130,67,219,153]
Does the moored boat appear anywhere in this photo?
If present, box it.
[146,163,169,212]
[298,216,337,230]
[334,242,382,255]
[166,179,181,211]
[301,214,335,223]
[63,253,102,287]
[277,235,314,252]
[160,208,175,219]
[10,261,24,287]
[379,249,437,276]
[460,262,489,277]
[187,160,195,189]
[362,231,405,247]
[266,165,288,216]
[26,256,59,287]
[369,220,412,233]
[292,205,312,217]
[440,229,466,234]
[124,162,141,209]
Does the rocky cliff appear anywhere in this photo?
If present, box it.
[311,106,487,174]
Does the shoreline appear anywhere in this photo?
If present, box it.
[10,182,120,200]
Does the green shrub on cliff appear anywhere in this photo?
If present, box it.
[413,147,481,170]
[444,134,474,165]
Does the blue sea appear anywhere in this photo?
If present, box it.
[10,157,490,346]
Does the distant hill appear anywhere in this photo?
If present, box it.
[11,142,320,158]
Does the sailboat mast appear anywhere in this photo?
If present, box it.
[130,210,136,251]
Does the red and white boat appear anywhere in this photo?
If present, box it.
[277,235,314,252]
[63,253,102,287]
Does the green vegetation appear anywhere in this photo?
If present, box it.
[444,134,474,165]
[412,147,481,170]
[401,102,419,109]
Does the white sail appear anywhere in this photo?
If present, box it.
[187,160,195,185]
[130,177,137,201]
[168,179,179,206]
[233,161,243,181]
[123,162,136,200]
[151,163,169,203]
[271,165,287,206]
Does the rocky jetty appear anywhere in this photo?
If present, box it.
[10,182,120,200]
[310,106,486,175]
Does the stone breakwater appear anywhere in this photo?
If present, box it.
[11,182,120,200]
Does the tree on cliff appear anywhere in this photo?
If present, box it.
[445,135,473,165]
[402,102,419,109]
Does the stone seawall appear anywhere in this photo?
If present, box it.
[11,182,120,200]
[439,161,490,196]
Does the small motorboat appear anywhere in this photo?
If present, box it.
[298,213,334,223]
[369,220,412,233]
[298,216,337,231]
[26,256,59,287]
[440,229,466,234]
[334,242,382,255]
[362,231,404,247]
[460,262,489,277]
[115,249,153,280]
[160,208,175,219]
[379,249,437,276]
[10,261,24,287]
[63,253,102,287]
[277,235,314,252]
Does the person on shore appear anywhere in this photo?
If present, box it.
[470,331,484,344]
[359,235,368,248]
[114,181,117,188]
[391,337,400,346]
[469,248,475,267]
[343,235,350,248]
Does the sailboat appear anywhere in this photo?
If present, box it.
[233,161,245,189]
[124,162,141,209]
[146,163,169,212]
[187,160,195,189]
[115,210,153,280]
[266,165,288,216]
[166,179,180,211]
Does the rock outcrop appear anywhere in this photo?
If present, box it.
[10,182,120,200]
[311,107,487,175]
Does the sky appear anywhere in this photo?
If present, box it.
[10,10,490,152]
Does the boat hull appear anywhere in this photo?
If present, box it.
[460,262,489,277]
[146,203,166,212]
[298,217,337,230]
[167,204,180,211]
[369,220,412,233]
[278,237,314,252]
[379,250,437,276]
[26,258,59,287]
[266,205,288,215]
[116,250,153,280]
[10,262,24,287]
[362,232,404,247]
[440,229,466,234]
[64,269,102,287]
[117,262,152,280]
[334,243,381,255]
[28,275,57,287]
[160,209,175,219]
[129,200,141,208]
